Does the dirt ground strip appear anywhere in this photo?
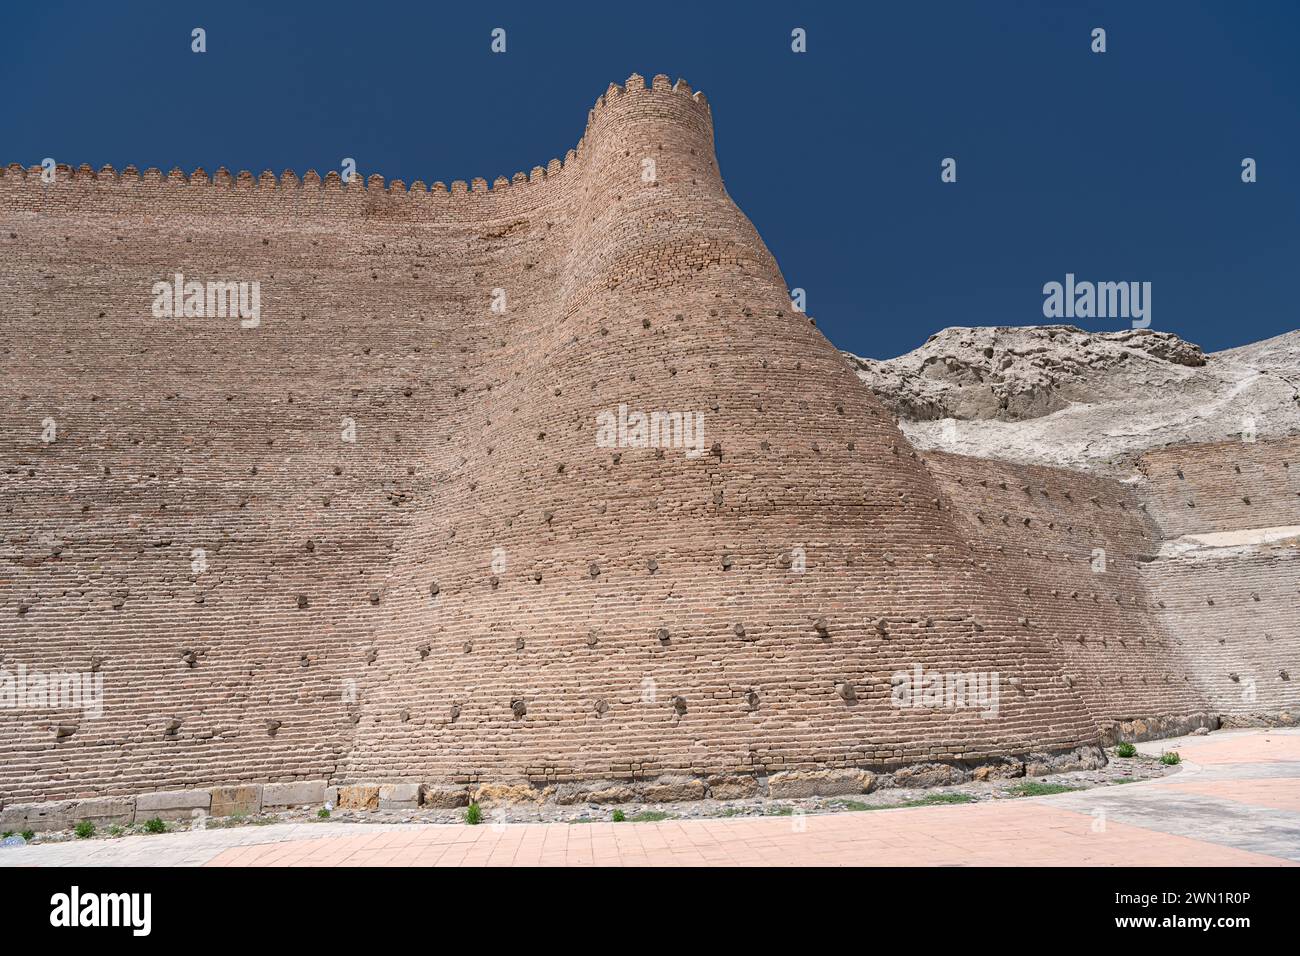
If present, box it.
[4,744,1178,845]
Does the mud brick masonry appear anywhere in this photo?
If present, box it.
[1,75,1295,818]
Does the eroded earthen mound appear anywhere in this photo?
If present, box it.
[849,325,1300,473]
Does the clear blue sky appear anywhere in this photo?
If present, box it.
[3,0,1296,358]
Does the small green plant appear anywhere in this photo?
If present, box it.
[1161,751,1181,765]
[630,810,672,822]
[611,809,626,822]
[142,817,166,834]
[108,825,123,837]
[902,792,977,807]
[841,793,977,812]
[317,808,331,819]
[1007,782,1081,797]
[1115,742,1137,758]
[1,831,12,839]
[465,802,482,825]
[764,805,795,816]
[21,830,35,841]
[74,820,95,839]
[1112,777,1136,785]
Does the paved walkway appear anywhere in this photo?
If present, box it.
[3,729,1297,867]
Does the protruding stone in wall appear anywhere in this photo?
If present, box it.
[210,786,262,818]
[262,781,326,808]
[135,789,210,822]
[768,769,876,799]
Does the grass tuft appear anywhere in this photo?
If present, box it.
[901,792,977,807]
[1007,782,1082,797]
[630,810,672,822]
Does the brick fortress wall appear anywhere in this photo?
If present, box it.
[1137,438,1300,722]
[4,74,1259,807]
[924,453,1212,741]
[923,436,1299,737]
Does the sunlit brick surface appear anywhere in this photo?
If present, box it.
[1138,437,1300,537]
[1137,439,1300,719]
[0,76,1111,803]
[925,452,1208,727]
[3,75,1296,811]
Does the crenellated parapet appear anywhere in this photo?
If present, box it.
[0,74,712,220]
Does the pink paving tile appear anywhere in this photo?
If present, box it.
[197,779,1298,868]
[1164,777,1300,813]
[1167,733,1300,765]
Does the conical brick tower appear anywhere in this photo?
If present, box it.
[335,74,1101,793]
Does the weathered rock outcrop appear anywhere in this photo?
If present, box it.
[848,325,1300,473]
